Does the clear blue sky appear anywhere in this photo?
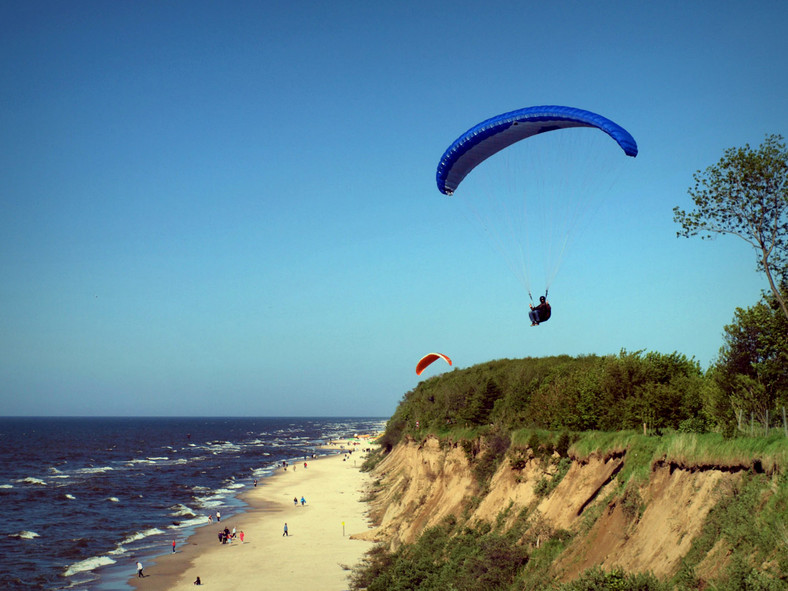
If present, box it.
[2,1,786,417]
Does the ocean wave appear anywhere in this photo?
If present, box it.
[9,530,39,539]
[168,515,208,529]
[108,545,128,556]
[169,504,197,518]
[146,456,169,461]
[17,477,46,485]
[0,484,13,489]
[65,493,76,500]
[109,525,168,557]
[107,497,120,503]
[213,487,236,495]
[64,555,116,577]
[252,466,277,478]
[195,496,223,509]
[120,527,164,546]
[205,441,242,453]
[76,466,114,475]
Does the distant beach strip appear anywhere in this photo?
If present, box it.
[127,435,381,591]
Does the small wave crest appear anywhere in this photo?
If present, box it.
[169,515,209,529]
[120,527,164,546]
[169,503,196,518]
[76,466,114,475]
[9,530,39,539]
[17,477,47,486]
[64,555,116,577]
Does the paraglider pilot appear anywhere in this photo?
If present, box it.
[529,296,551,326]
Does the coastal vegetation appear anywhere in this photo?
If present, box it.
[354,287,787,589]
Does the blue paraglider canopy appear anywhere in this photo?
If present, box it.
[436,105,637,196]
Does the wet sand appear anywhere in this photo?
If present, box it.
[129,445,375,590]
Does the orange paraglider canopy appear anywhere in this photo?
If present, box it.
[416,353,452,376]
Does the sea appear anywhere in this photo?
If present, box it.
[0,416,386,590]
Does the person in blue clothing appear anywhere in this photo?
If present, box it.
[529,296,551,326]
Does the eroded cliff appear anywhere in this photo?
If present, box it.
[354,435,784,587]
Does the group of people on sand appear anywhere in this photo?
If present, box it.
[217,526,244,544]
[293,495,306,506]
[280,459,312,471]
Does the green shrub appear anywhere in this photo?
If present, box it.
[561,566,667,591]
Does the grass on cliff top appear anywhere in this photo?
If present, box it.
[397,427,788,474]
[569,430,788,473]
[655,431,788,473]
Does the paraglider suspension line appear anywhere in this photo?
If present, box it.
[528,289,549,305]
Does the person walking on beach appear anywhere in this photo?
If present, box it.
[293,496,298,506]
[300,496,306,506]
[283,522,288,536]
[172,539,176,553]
[239,530,244,543]
[216,510,221,522]
[136,561,144,577]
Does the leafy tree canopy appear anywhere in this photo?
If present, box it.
[381,351,708,449]
[713,287,788,424]
[674,134,788,319]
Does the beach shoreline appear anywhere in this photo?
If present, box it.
[128,440,376,590]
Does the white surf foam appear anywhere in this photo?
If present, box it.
[9,530,39,539]
[120,527,164,546]
[64,555,116,577]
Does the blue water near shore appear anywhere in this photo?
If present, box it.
[0,417,386,590]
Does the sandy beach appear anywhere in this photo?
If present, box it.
[129,444,375,590]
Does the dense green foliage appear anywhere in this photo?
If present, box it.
[349,517,529,591]
[560,567,668,591]
[710,288,788,432]
[382,350,709,448]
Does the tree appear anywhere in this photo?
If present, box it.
[673,134,788,320]
[714,290,788,430]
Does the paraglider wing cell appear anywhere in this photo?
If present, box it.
[436,105,638,195]
[416,353,453,375]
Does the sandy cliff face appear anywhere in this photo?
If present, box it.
[361,436,743,581]
[358,437,477,548]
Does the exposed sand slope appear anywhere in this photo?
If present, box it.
[364,436,744,582]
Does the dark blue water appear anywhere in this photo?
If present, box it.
[0,417,386,590]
